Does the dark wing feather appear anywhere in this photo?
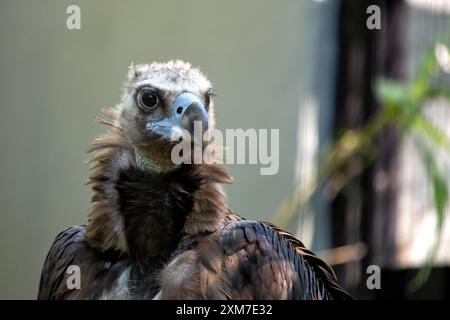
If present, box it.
[38,226,88,299]
[220,220,353,300]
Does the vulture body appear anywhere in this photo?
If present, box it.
[38,61,352,300]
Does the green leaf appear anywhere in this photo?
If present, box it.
[376,79,409,107]
[411,113,450,152]
[420,143,447,235]
[409,141,448,293]
[427,85,450,101]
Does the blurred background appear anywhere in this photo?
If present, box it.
[1,0,450,299]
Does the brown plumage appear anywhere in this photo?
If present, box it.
[38,61,352,300]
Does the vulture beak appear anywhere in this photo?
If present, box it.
[146,92,209,143]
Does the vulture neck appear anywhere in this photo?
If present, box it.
[85,117,232,272]
[119,161,232,272]
[117,164,186,272]
[134,150,179,173]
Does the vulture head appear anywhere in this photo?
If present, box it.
[117,60,215,172]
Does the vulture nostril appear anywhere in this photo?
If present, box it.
[176,107,183,114]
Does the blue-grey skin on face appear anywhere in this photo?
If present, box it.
[146,92,209,143]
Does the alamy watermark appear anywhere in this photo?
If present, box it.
[66,5,81,30]
[168,122,279,176]
[366,5,381,30]
[366,265,381,290]
[66,265,81,290]
[65,263,382,291]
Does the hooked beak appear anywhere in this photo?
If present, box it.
[146,92,209,142]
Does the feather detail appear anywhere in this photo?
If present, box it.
[85,109,133,253]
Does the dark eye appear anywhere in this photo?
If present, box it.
[204,91,214,110]
[204,95,210,110]
[137,87,159,111]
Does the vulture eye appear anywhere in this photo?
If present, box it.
[204,90,215,110]
[204,94,210,110]
[137,87,159,111]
